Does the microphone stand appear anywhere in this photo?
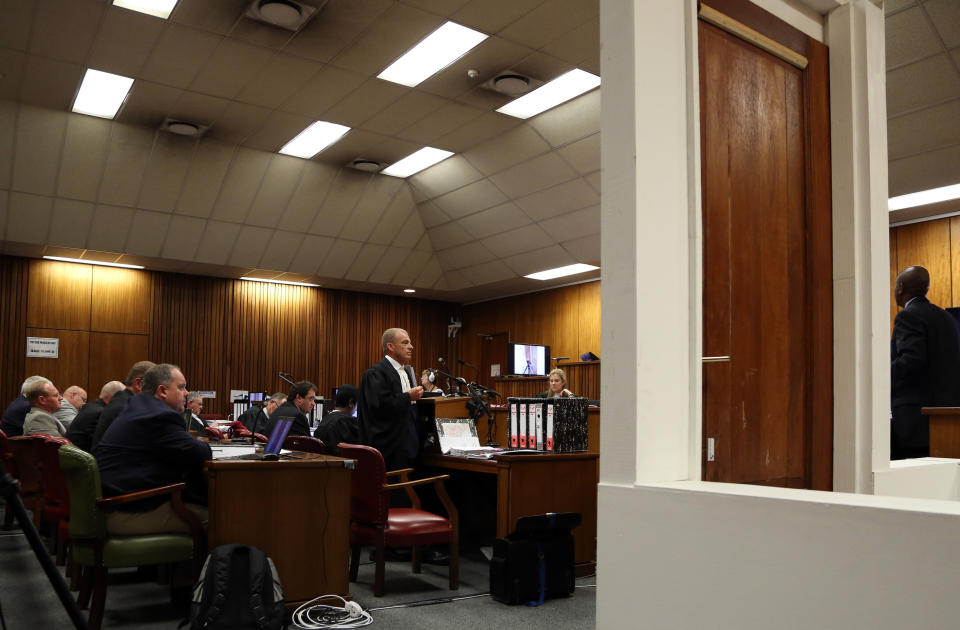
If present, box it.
[467,382,500,447]
[434,368,467,396]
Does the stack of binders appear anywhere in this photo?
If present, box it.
[506,397,588,453]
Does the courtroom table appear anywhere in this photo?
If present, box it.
[921,407,960,458]
[205,452,353,608]
[422,451,598,576]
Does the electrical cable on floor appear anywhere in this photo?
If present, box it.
[291,594,373,629]
[367,592,491,611]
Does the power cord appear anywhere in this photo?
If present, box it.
[291,595,372,629]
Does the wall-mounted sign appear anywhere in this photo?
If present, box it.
[26,337,59,358]
[197,390,216,399]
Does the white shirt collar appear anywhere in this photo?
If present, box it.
[385,355,403,370]
[905,296,921,308]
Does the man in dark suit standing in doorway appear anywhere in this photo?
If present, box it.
[891,265,960,459]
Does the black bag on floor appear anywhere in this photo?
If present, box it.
[189,544,285,629]
[490,512,581,606]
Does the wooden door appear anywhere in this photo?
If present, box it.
[699,3,833,489]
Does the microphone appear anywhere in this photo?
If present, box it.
[458,359,478,369]
[438,357,446,365]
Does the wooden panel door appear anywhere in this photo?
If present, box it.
[699,12,832,489]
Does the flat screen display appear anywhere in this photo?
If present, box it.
[508,343,550,376]
[249,392,264,403]
[263,417,294,454]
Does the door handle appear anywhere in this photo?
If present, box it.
[701,356,730,363]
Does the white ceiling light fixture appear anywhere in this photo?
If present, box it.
[525,263,599,281]
[378,21,488,87]
[72,69,134,119]
[112,0,179,19]
[381,147,454,178]
[497,69,601,119]
[888,183,960,211]
[43,256,144,270]
[240,277,320,287]
[245,0,324,31]
[403,289,416,293]
[279,120,351,159]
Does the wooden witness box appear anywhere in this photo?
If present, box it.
[921,407,960,457]
[205,453,353,608]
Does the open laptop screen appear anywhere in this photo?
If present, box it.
[263,416,294,454]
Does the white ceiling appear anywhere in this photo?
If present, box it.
[0,0,951,301]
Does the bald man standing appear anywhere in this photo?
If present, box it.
[891,265,960,459]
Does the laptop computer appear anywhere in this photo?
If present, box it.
[218,416,295,461]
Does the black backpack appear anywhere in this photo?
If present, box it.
[189,544,285,630]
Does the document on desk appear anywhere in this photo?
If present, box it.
[210,446,294,460]
[436,418,481,454]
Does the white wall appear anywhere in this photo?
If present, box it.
[874,459,960,500]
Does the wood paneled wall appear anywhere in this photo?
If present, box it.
[494,361,600,400]
[889,217,960,329]
[0,256,457,416]
[460,280,601,385]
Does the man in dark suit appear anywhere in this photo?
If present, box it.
[66,380,124,452]
[263,381,316,438]
[358,328,423,472]
[314,384,359,456]
[238,392,286,435]
[90,360,156,449]
[891,265,960,459]
[1,376,50,437]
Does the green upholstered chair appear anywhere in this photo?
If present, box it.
[58,444,205,630]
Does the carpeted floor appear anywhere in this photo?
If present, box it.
[0,506,596,629]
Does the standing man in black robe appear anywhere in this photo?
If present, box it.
[891,265,960,459]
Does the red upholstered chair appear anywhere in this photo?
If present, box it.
[338,443,459,597]
[203,426,224,441]
[0,430,16,529]
[39,436,72,562]
[283,435,325,453]
[253,433,268,443]
[8,435,47,528]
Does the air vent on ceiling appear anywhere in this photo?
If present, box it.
[480,70,543,96]
[346,158,383,173]
[244,0,327,32]
[160,118,208,137]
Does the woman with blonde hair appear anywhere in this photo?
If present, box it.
[538,368,575,398]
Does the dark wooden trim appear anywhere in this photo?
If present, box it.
[703,0,811,58]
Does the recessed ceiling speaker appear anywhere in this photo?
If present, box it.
[481,70,543,96]
[244,0,326,32]
[347,159,383,173]
[161,118,208,137]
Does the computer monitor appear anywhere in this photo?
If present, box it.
[263,416,294,455]
[507,343,550,376]
[249,392,264,403]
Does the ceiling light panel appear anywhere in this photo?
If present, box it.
[888,183,960,211]
[279,121,351,159]
[378,21,488,88]
[72,69,135,119]
[525,263,599,281]
[112,0,179,19]
[382,147,455,178]
[497,69,601,120]
[240,277,319,287]
[43,256,144,269]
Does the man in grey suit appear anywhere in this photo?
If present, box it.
[23,380,67,437]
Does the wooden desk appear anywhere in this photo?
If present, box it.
[922,407,960,457]
[417,397,470,421]
[422,452,598,576]
[205,453,353,607]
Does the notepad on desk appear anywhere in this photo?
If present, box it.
[435,418,483,454]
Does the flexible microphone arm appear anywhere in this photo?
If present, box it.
[278,371,296,386]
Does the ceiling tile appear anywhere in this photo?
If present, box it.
[28,0,104,63]
[116,81,183,129]
[885,7,942,69]
[322,78,409,128]
[401,0,472,15]
[925,0,960,48]
[19,55,84,112]
[236,54,323,109]
[340,175,404,240]
[452,0,544,34]
[538,204,599,241]
[584,170,600,194]
[458,260,515,285]
[889,143,960,197]
[431,110,521,153]
[391,248,431,285]
[206,101,272,144]
[501,243,575,276]
[282,0,393,63]
[175,139,236,218]
[888,99,960,159]
[390,209,428,249]
[331,3,444,76]
[48,198,94,248]
[361,137,423,164]
[13,105,66,197]
[161,214,207,260]
[481,223,552,257]
[427,221,474,249]
[87,7,166,77]
[416,35,534,100]
[540,17,599,67]
[317,238,363,278]
[363,90,448,137]
[227,225,273,267]
[510,51,574,85]
[433,179,507,219]
[0,0,34,51]
[138,132,195,213]
[408,154,484,198]
[499,0,597,50]
[414,254,445,287]
[139,24,223,90]
[189,39,274,100]
[242,110,314,153]
[231,16,296,50]
[288,233,336,275]
[514,177,599,221]
[886,54,960,116]
[367,245,410,283]
[259,230,306,271]
[344,242,388,280]
[397,101,485,144]
[458,201,531,238]
[6,192,52,245]
[367,184,415,244]
[245,154,306,227]
[559,232,600,265]
[489,151,578,198]
[309,169,372,236]
[126,210,173,256]
[311,128,387,166]
[171,0,245,35]
[557,132,600,174]
[0,101,16,190]
[88,204,134,253]
[279,161,339,231]
[210,147,272,222]
[463,123,552,175]
[436,241,496,268]
[886,0,917,14]
[195,220,242,265]
[0,49,26,103]
[414,200,452,227]
[454,85,514,111]
[169,91,231,126]
[528,88,601,147]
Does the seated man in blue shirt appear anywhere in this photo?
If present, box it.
[94,363,211,535]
